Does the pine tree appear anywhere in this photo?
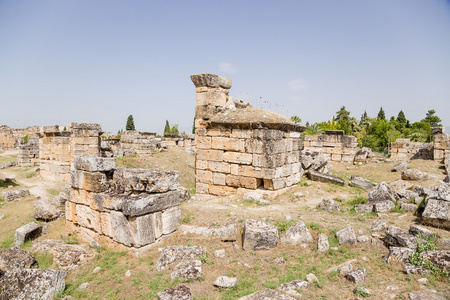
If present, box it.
[377,107,386,120]
[360,111,368,122]
[422,109,442,127]
[397,110,407,124]
[335,106,350,122]
[164,120,170,134]
[126,115,135,131]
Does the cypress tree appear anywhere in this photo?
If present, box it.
[164,120,170,134]
[397,110,407,124]
[377,107,386,120]
[126,115,135,131]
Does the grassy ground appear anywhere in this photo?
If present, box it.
[0,148,449,299]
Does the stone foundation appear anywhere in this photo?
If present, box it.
[163,134,195,152]
[0,125,40,149]
[390,138,433,161]
[66,156,190,253]
[303,130,358,163]
[118,130,157,157]
[432,127,449,163]
[17,137,40,167]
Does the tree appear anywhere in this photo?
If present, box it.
[377,107,386,120]
[397,110,407,124]
[192,118,196,134]
[126,115,135,131]
[164,120,170,134]
[422,109,442,127]
[335,106,350,122]
[290,116,301,124]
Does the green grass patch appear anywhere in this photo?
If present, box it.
[274,220,295,233]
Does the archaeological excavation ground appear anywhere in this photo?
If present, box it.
[0,74,449,300]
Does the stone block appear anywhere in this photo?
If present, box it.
[75,204,101,233]
[196,136,211,149]
[243,219,278,251]
[196,160,208,170]
[231,129,252,139]
[212,172,226,185]
[196,170,213,184]
[208,185,235,196]
[70,170,107,193]
[208,161,231,173]
[73,156,116,172]
[110,211,157,247]
[14,222,42,248]
[196,149,224,162]
[162,207,181,235]
[238,165,263,178]
[100,212,112,237]
[121,190,187,217]
[223,152,252,165]
[195,182,209,194]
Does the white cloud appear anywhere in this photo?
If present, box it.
[288,79,308,92]
[218,62,238,74]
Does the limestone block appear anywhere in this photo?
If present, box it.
[223,152,252,165]
[110,211,156,247]
[232,129,252,139]
[211,137,244,152]
[253,129,283,140]
[196,136,211,149]
[264,178,286,190]
[75,204,101,233]
[196,160,208,170]
[70,170,107,193]
[68,188,104,211]
[162,207,181,235]
[65,201,77,223]
[112,169,182,194]
[196,170,213,184]
[238,165,263,178]
[191,73,232,89]
[208,185,235,196]
[289,131,301,138]
[245,140,264,154]
[121,190,187,217]
[208,161,231,173]
[207,129,232,137]
[331,154,342,161]
[212,172,226,185]
[14,222,42,248]
[286,151,300,164]
[286,173,301,187]
[195,182,209,194]
[100,212,112,237]
[196,149,224,162]
[242,219,278,251]
[154,212,163,239]
[73,156,116,172]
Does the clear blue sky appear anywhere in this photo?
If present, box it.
[1,0,449,134]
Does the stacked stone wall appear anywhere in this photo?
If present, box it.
[118,130,157,157]
[432,127,449,163]
[303,131,358,163]
[163,134,195,152]
[66,156,189,253]
[0,125,40,149]
[17,137,40,167]
[390,138,433,161]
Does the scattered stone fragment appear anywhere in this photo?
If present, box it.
[389,179,414,192]
[89,240,101,248]
[401,169,433,181]
[354,147,372,163]
[404,263,426,275]
[53,244,95,271]
[277,280,310,294]
[307,170,345,186]
[125,270,131,277]
[422,199,450,230]
[417,278,428,285]
[400,203,418,212]
[336,226,357,245]
[349,175,373,190]
[14,221,42,248]
[78,282,90,290]
[396,189,419,201]
[294,192,304,198]
[326,259,356,275]
[274,257,285,265]
[357,236,369,243]
[345,268,367,283]
[409,225,436,239]
[354,203,374,213]
[421,250,450,273]
[318,199,340,212]
[214,276,238,288]
[158,285,193,300]
[384,226,417,249]
[306,273,319,284]
[171,260,202,281]
[31,239,64,253]
[243,192,263,202]
[0,249,37,271]
[33,199,64,221]
[214,249,225,258]
[92,267,101,274]
[179,224,238,241]
[370,220,386,232]
[280,221,312,248]
[0,161,17,169]
[373,200,395,212]
[371,238,384,247]
[393,161,408,172]
[156,246,206,271]
[0,268,66,300]
[4,188,31,201]
[368,182,398,202]
[238,288,296,300]
[409,290,448,300]
[243,219,278,251]
[385,247,414,263]
[317,233,329,252]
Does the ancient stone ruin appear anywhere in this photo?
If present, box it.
[117,130,158,157]
[390,138,434,161]
[191,73,305,196]
[303,130,358,163]
[433,127,449,162]
[164,134,196,152]
[66,156,190,253]
[0,125,40,149]
[17,137,40,167]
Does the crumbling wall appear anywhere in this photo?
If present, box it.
[303,130,358,163]
[163,134,195,152]
[390,138,433,160]
[0,125,40,149]
[118,130,157,157]
[66,156,189,253]
[432,127,449,162]
[191,73,305,196]
[17,137,40,167]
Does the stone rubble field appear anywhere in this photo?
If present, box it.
[0,147,449,300]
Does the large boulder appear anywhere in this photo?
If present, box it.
[345,268,366,283]
[158,285,193,300]
[385,247,414,263]
[422,199,450,230]
[368,182,398,202]
[384,226,417,249]
[243,219,278,251]
[373,200,395,213]
[318,199,340,212]
[4,189,30,201]
[33,199,64,221]
[437,182,450,201]
[370,220,386,232]
[156,246,206,271]
[401,169,433,181]
[280,221,313,248]
[0,268,66,300]
[14,222,42,248]
[0,249,37,271]
[349,175,372,190]
[307,170,345,186]
[393,161,408,172]
[336,226,357,245]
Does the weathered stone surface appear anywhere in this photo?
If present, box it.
[385,247,414,263]
[444,175,450,183]
[0,161,17,169]
[345,268,366,283]
[422,199,450,230]
[112,168,183,194]
[371,220,386,232]
[357,235,369,243]
[409,290,448,300]
[325,259,357,275]
[354,147,371,162]
[110,211,156,247]
[4,188,30,201]
[421,250,450,273]
[385,226,417,249]
[70,169,107,193]
[170,260,202,281]
[0,249,37,271]
[280,221,312,247]
[0,268,66,300]
[318,199,340,212]
[162,207,181,235]
[306,273,319,284]
[354,203,374,213]
[52,244,94,271]
[336,226,357,245]
[214,249,225,258]
[389,179,414,192]
[73,156,116,172]
[214,276,238,288]
[349,175,373,190]
[243,219,278,251]
[191,73,232,89]
[437,182,450,201]
[179,224,237,241]
[393,161,408,172]
[317,233,329,252]
[33,199,64,221]
[31,239,64,253]
[156,246,206,271]
[401,203,418,212]
[368,182,398,202]
[243,192,263,202]
[158,285,193,300]
[438,238,450,250]
[373,200,395,212]
[238,289,296,300]
[397,189,419,201]
[307,170,345,186]
[14,222,42,248]
[401,169,433,181]
[278,280,310,293]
